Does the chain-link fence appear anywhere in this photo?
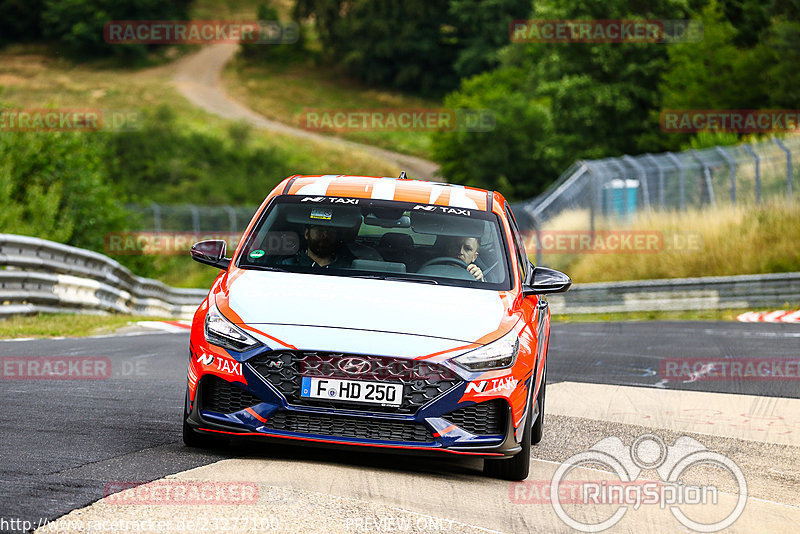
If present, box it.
[126,203,259,232]
[511,136,800,264]
[128,136,799,260]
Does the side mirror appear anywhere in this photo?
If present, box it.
[522,266,571,296]
[191,240,231,270]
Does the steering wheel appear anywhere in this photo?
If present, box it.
[419,256,469,270]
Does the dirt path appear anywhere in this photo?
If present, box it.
[172,44,440,179]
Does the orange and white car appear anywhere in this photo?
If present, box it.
[183,174,570,480]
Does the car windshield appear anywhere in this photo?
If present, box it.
[237,196,512,289]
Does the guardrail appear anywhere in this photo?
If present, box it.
[0,234,207,319]
[3,234,798,319]
[547,272,800,315]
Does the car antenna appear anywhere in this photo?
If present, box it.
[398,171,407,179]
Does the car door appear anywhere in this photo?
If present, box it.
[505,204,548,389]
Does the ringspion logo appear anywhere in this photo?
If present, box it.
[545,434,746,532]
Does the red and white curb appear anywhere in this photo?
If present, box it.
[136,320,192,333]
[737,310,800,323]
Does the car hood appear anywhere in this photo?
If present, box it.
[222,270,512,345]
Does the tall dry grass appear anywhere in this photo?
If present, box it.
[530,203,800,283]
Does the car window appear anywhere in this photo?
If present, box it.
[237,196,512,290]
[504,204,529,283]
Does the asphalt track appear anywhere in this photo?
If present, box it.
[1,321,799,532]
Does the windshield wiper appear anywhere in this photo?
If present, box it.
[245,265,290,272]
[351,274,438,285]
[386,276,438,285]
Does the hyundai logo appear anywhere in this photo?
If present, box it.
[337,357,371,375]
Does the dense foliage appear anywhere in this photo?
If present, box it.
[0,0,193,57]
[0,107,292,278]
[292,0,530,96]
[432,0,800,198]
[105,107,293,204]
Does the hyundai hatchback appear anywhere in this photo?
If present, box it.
[183,174,570,480]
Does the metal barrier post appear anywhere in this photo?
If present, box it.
[690,150,716,208]
[190,204,201,233]
[623,155,651,212]
[151,203,162,233]
[645,154,664,209]
[743,144,761,204]
[714,146,736,205]
[774,138,793,200]
[665,152,685,210]
[224,205,237,233]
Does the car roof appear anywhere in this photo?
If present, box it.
[281,175,493,212]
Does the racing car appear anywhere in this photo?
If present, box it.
[183,174,570,480]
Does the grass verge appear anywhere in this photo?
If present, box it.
[0,314,176,339]
[223,54,440,160]
[0,44,400,288]
[0,45,399,178]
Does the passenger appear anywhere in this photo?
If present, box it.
[281,225,353,268]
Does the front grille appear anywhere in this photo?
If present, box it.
[200,375,263,414]
[442,400,507,435]
[266,411,434,442]
[249,351,462,414]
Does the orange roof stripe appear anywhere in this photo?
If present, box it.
[283,175,489,211]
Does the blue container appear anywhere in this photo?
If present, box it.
[602,179,639,218]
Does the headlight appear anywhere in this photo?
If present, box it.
[204,304,262,352]
[453,329,519,371]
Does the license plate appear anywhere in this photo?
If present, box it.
[300,377,403,406]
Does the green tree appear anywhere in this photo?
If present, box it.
[431,66,556,200]
[0,0,46,45]
[0,132,127,250]
[448,0,532,79]
[527,0,692,161]
[434,0,691,197]
[758,19,800,109]
[41,0,193,58]
[293,0,530,95]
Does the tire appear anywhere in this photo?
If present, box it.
[182,393,225,449]
[483,389,532,481]
[532,362,547,445]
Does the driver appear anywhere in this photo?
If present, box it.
[281,224,353,268]
[453,236,484,281]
